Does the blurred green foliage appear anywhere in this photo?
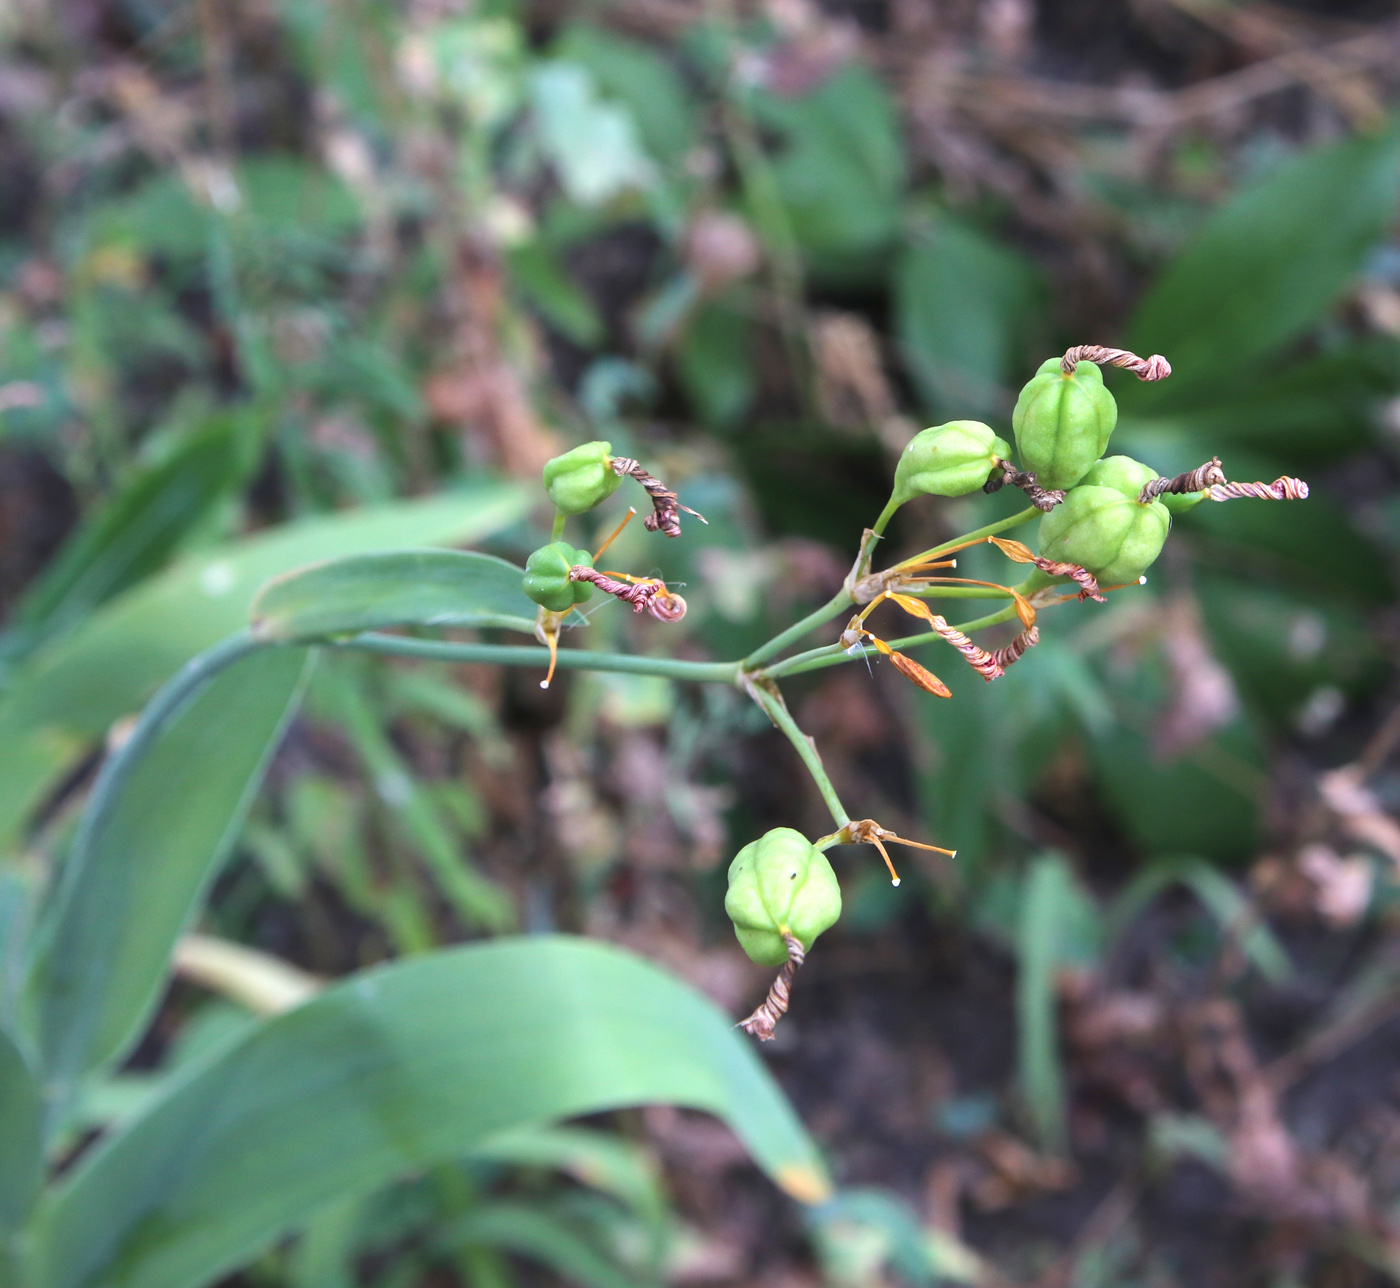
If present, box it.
[2,0,1400,1284]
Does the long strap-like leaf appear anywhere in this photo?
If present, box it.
[29,936,829,1288]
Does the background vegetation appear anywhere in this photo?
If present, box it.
[4,0,1400,1284]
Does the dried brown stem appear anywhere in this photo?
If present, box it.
[610,457,708,538]
[985,459,1065,511]
[739,932,805,1041]
[1061,345,1172,381]
[1138,456,1227,503]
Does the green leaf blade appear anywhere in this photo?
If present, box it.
[27,645,313,1098]
[251,550,540,642]
[1128,126,1400,385]
[32,937,829,1288]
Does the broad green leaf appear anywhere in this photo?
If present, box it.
[554,25,697,167]
[0,1026,41,1238]
[251,550,539,641]
[676,296,756,428]
[27,645,313,1097]
[749,66,904,275]
[0,484,525,851]
[896,218,1041,422]
[1,409,260,667]
[1128,126,1400,386]
[31,937,830,1288]
[531,62,655,206]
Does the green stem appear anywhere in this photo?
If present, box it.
[765,603,1022,680]
[551,511,567,540]
[872,496,901,537]
[336,633,740,684]
[902,505,1040,567]
[747,682,850,829]
[742,589,851,671]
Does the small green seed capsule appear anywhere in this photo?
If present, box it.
[543,441,623,516]
[522,542,595,613]
[891,421,1013,507]
[1080,455,1158,500]
[1037,479,1170,588]
[1012,357,1118,492]
[1159,490,1208,516]
[724,827,842,967]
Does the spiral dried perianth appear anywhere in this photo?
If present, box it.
[1030,557,1105,602]
[990,624,1040,669]
[1061,345,1172,382]
[988,537,1105,603]
[610,457,708,538]
[738,932,804,1042]
[568,567,688,622]
[1138,457,1227,504]
[1206,477,1310,502]
[926,616,1004,681]
[984,459,1065,512]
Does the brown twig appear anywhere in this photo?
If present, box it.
[610,457,708,538]
[1061,345,1171,381]
[1138,457,1227,503]
[739,932,805,1041]
[985,459,1065,511]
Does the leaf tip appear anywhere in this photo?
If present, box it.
[776,1162,833,1205]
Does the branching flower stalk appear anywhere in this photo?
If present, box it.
[148,344,1311,1041]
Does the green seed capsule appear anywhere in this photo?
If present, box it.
[1037,460,1170,588]
[1159,490,1208,516]
[522,542,595,613]
[891,421,1013,507]
[1012,357,1118,492]
[724,827,842,967]
[543,441,623,516]
[1080,455,1158,500]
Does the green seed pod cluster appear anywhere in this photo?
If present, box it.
[891,420,1012,507]
[542,441,622,516]
[1012,357,1118,492]
[724,827,842,966]
[1037,455,1170,588]
[522,542,595,613]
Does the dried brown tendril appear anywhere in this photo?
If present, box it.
[1206,477,1310,502]
[610,457,708,538]
[568,566,688,622]
[1137,457,1227,504]
[984,459,1065,512]
[738,932,804,1042]
[1061,345,1172,381]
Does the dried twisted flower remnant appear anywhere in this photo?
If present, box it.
[985,458,1066,511]
[1138,456,1228,503]
[568,566,688,622]
[1061,344,1172,382]
[989,536,1105,602]
[738,932,805,1042]
[1207,476,1309,502]
[610,457,708,538]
